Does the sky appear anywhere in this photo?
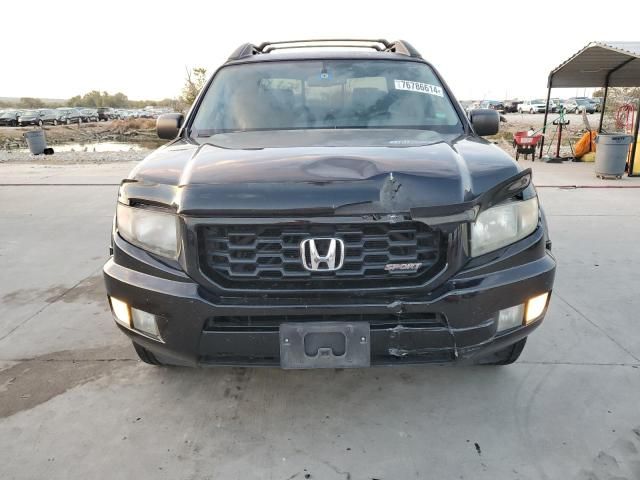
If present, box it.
[2,0,638,101]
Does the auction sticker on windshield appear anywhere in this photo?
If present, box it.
[394,80,444,97]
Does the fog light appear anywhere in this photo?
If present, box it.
[497,304,524,332]
[109,296,131,327]
[526,292,549,324]
[131,308,160,338]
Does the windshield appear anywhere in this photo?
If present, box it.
[191,60,463,136]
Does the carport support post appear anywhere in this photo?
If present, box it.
[539,78,552,159]
[598,84,609,133]
[629,97,640,177]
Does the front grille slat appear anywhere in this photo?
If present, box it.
[204,313,446,331]
[199,221,445,290]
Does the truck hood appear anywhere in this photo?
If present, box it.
[125,130,521,216]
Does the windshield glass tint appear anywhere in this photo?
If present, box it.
[191,60,462,135]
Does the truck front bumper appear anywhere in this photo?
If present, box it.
[103,231,556,367]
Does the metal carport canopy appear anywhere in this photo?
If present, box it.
[540,41,640,176]
[548,41,640,87]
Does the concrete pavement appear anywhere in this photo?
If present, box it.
[0,161,639,480]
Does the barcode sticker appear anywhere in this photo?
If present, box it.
[394,80,444,97]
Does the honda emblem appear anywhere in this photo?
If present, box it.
[300,238,345,272]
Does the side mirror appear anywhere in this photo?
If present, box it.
[156,113,184,140]
[469,108,500,136]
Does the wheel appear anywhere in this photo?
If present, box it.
[133,342,165,365]
[530,109,535,114]
[78,117,82,124]
[38,120,43,127]
[476,338,527,365]
[53,119,58,126]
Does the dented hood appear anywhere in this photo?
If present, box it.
[127,130,522,216]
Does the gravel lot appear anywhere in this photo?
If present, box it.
[0,149,148,164]
[0,112,609,163]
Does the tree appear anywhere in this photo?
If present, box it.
[181,67,208,107]
[67,91,130,108]
[67,95,82,107]
[18,97,45,108]
[592,87,640,102]
[111,92,129,108]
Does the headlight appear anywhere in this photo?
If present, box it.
[470,196,539,257]
[116,203,179,258]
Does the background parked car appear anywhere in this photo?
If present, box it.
[0,110,23,126]
[53,109,69,124]
[551,98,566,112]
[503,100,522,113]
[97,107,115,121]
[463,101,481,117]
[17,110,43,126]
[78,108,99,122]
[38,109,60,125]
[479,100,505,113]
[564,97,596,114]
[121,110,139,119]
[19,109,59,126]
[518,99,548,114]
[25,108,60,126]
[548,100,560,113]
[56,108,85,124]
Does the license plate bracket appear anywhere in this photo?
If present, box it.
[279,322,370,369]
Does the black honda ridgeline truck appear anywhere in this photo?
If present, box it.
[103,39,556,368]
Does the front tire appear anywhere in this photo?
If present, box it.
[530,109,535,114]
[133,342,165,366]
[476,338,527,365]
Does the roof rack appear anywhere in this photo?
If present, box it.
[227,39,422,61]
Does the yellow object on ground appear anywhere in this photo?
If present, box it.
[574,130,597,159]
[633,141,640,175]
[582,151,596,162]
